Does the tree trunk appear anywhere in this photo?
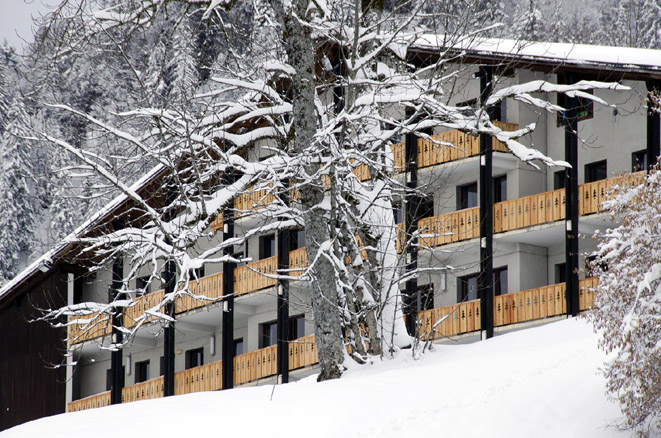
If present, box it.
[272,0,345,381]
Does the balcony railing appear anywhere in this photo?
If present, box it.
[67,314,113,344]
[68,276,598,413]
[410,171,645,250]
[354,122,518,182]
[417,277,597,341]
[70,171,640,344]
[67,334,318,412]
[70,252,309,344]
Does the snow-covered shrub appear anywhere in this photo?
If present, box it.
[589,168,661,436]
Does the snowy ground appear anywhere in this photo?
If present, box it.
[3,318,637,438]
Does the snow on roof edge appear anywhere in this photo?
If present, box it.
[0,164,167,301]
[413,36,661,73]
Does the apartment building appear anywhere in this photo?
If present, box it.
[1,38,660,430]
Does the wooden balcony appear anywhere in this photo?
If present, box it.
[68,276,598,413]
[417,277,597,341]
[235,185,277,213]
[417,207,480,248]
[67,334,318,412]
[406,171,645,251]
[67,314,112,344]
[353,122,518,181]
[71,250,310,344]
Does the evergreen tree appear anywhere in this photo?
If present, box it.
[0,73,36,284]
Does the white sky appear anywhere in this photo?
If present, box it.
[0,0,58,50]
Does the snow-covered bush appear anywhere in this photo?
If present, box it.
[589,168,661,436]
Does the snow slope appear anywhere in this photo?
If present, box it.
[2,319,634,438]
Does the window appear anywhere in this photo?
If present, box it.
[233,338,244,356]
[554,171,566,190]
[136,276,151,295]
[585,160,607,183]
[290,229,306,250]
[416,284,435,311]
[632,150,647,172]
[494,175,507,203]
[417,196,434,219]
[289,315,305,340]
[457,182,478,210]
[160,356,165,376]
[458,273,478,302]
[105,367,125,391]
[458,269,507,300]
[185,348,204,370]
[555,263,566,284]
[260,321,278,348]
[135,360,150,383]
[259,234,276,259]
[494,267,508,296]
[260,315,306,348]
[557,90,593,126]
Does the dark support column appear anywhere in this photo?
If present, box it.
[109,256,124,405]
[647,80,661,170]
[162,259,176,396]
[276,228,290,384]
[404,116,419,336]
[221,198,235,390]
[563,73,580,317]
[162,185,177,397]
[478,66,495,339]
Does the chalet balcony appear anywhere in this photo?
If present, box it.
[354,121,517,181]
[69,248,309,345]
[398,171,645,252]
[67,334,318,412]
[68,277,598,413]
[68,172,640,345]
[208,122,519,221]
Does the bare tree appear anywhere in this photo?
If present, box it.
[34,0,628,381]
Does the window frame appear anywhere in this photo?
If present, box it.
[259,234,276,260]
[557,89,594,126]
[585,160,607,183]
[417,196,434,219]
[555,263,566,284]
[457,273,478,302]
[289,229,306,250]
[417,284,435,311]
[135,360,150,383]
[493,175,507,204]
[632,149,647,172]
[457,182,478,210]
[185,347,204,370]
[554,170,566,190]
[259,320,278,348]
[233,338,244,356]
[493,266,508,296]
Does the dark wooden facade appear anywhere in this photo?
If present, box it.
[0,268,67,431]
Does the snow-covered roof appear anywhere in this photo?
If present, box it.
[0,164,167,303]
[413,36,661,77]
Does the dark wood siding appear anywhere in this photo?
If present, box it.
[0,269,67,431]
